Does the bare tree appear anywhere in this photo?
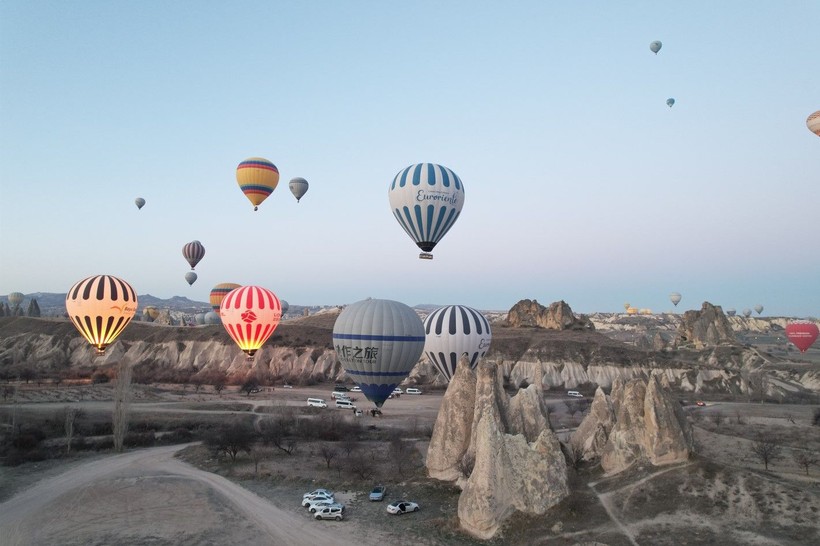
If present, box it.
[241,377,260,397]
[213,381,225,396]
[340,438,360,458]
[712,411,725,427]
[792,447,819,476]
[112,361,132,453]
[250,446,273,478]
[734,410,745,425]
[389,433,410,477]
[348,451,374,480]
[63,406,84,455]
[19,367,36,384]
[2,385,15,401]
[319,444,338,469]
[204,421,255,462]
[259,417,297,455]
[750,434,782,470]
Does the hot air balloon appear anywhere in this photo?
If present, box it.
[210,282,241,313]
[423,305,492,382]
[666,98,675,108]
[65,275,137,355]
[135,197,145,210]
[807,111,820,137]
[726,308,737,317]
[785,321,819,353]
[204,311,221,325]
[280,299,289,315]
[143,306,159,321]
[623,303,630,312]
[388,163,464,260]
[754,304,763,315]
[7,292,24,308]
[742,309,752,318]
[194,313,206,325]
[236,157,279,211]
[669,292,682,306]
[332,298,425,407]
[650,40,662,54]
[182,241,205,270]
[288,177,309,203]
[185,272,197,286]
[220,285,282,360]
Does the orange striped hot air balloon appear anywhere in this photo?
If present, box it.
[210,282,241,313]
[236,157,279,211]
[220,285,282,360]
[65,275,138,355]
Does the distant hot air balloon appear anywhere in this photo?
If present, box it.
[754,304,763,315]
[785,321,819,353]
[220,285,282,360]
[8,292,24,308]
[807,111,820,137]
[135,197,145,210]
[669,292,682,306]
[236,157,280,211]
[650,40,662,54]
[742,308,752,318]
[726,308,737,317]
[65,275,137,355]
[423,305,492,382]
[280,299,289,315]
[666,98,675,108]
[210,283,241,313]
[332,298,425,407]
[182,241,205,270]
[194,313,206,325]
[623,302,631,312]
[204,311,221,325]
[185,272,197,286]
[288,177,309,203]
[388,163,464,260]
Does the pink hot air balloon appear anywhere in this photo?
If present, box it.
[785,321,819,353]
[219,285,282,360]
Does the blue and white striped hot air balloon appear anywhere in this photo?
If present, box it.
[423,305,492,382]
[388,163,465,260]
[332,299,425,408]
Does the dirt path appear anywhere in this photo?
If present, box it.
[0,444,370,546]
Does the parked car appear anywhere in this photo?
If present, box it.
[331,391,350,400]
[386,501,419,515]
[696,401,706,407]
[350,386,362,392]
[405,388,422,395]
[567,390,584,398]
[307,499,344,513]
[302,492,335,507]
[314,506,344,521]
[303,488,333,499]
[282,384,293,389]
[333,384,349,392]
[392,387,403,395]
[307,398,328,408]
[369,485,386,501]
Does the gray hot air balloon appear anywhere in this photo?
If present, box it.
[726,308,737,317]
[204,311,221,325]
[194,313,206,325]
[332,298,425,408]
[666,98,675,108]
[650,40,662,54]
[280,299,289,315]
[423,305,492,382]
[754,304,763,315]
[135,197,145,210]
[742,308,752,318]
[288,177,309,203]
[185,272,197,286]
[669,292,682,307]
[7,292,24,308]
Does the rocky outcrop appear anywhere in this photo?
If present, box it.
[570,387,615,460]
[506,300,594,331]
[676,302,736,348]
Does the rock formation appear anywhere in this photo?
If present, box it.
[426,358,569,540]
[676,301,736,348]
[506,299,594,331]
[573,375,694,474]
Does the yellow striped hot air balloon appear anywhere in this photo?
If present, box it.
[210,283,241,313]
[236,157,279,211]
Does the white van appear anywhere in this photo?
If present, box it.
[567,391,584,398]
[307,398,328,408]
[406,388,422,395]
[331,391,350,400]
[335,399,357,410]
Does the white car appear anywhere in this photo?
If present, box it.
[314,506,344,521]
[307,398,328,408]
[386,500,419,515]
[392,387,403,395]
[350,386,362,392]
[302,493,335,507]
[303,488,333,500]
[306,499,343,513]
[405,388,422,395]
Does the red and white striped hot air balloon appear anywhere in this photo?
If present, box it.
[219,285,282,360]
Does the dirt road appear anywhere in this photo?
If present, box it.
[0,444,371,546]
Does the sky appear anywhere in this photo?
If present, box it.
[1,1,818,317]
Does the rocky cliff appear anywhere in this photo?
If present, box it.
[675,302,736,348]
[506,299,594,330]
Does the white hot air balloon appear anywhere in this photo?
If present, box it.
[650,40,662,54]
[754,304,763,315]
[742,308,752,318]
[423,305,492,382]
[669,292,682,306]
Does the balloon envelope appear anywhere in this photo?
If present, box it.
[135,197,145,210]
[754,304,763,315]
[236,157,279,210]
[210,283,241,313]
[423,305,492,382]
[280,299,289,315]
[288,177,309,202]
[666,98,675,107]
[220,285,282,360]
[332,299,425,407]
[8,292,24,308]
[204,311,221,325]
[742,309,752,318]
[182,241,205,270]
[726,308,736,317]
[194,313,206,325]
[650,40,662,54]
[185,272,197,286]
[65,275,137,355]
[807,111,820,137]
[388,163,464,259]
[785,321,819,352]
[623,302,630,311]
[669,292,681,306]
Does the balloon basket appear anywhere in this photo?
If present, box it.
[419,252,433,260]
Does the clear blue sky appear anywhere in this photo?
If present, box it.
[1,1,818,316]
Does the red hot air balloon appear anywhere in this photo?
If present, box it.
[182,240,205,270]
[219,285,282,360]
[785,321,819,353]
